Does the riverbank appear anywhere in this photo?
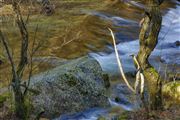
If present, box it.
[0,55,179,119]
[0,0,180,119]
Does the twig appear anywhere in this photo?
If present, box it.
[108,28,135,93]
[24,24,39,96]
[12,1,29,79]
[135,70,140,91]
[0,30,17,82]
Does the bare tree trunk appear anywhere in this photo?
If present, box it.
[12,1,29,119]
[0,31,27,119]
[1,0,41,119]
[14,88,27,119]
[137,0,164,110]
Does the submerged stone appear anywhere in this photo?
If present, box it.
[175,41,180,47]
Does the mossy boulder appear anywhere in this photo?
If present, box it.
[162,81,180,103]
[28,56,110,118]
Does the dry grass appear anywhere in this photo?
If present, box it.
[0,5,14,16]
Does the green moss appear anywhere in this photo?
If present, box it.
[116,111,129,120]
[0,91,33,119]
[162,81,180,103]
[0,54,5,60]
[66,78,78,87]
[97,116,106,120]
[0,92,10,107]
[145,67,159,79]
[64,73,78,87]
[23,95,33,119]
[28,88,41,95]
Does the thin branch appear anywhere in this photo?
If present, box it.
[108,28,135,93]
[12,0,29,79]
[140,73,145,94]
[131,54,140,69]
[24,24,39,96]
[0,30,17,82]
[135,70,140,91]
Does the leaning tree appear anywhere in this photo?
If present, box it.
[137,0,164,110]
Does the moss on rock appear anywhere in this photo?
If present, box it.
[28,56,110,118]
[162,81,180,103]
[0,92,10,108]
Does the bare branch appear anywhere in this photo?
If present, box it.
[135,70,140,91]
[24,24,39,96]
[108,28,135,93]
[0,30,17,82]
[12,0,29,79]
[140,73,145,94]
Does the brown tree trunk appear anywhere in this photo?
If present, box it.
[137,0,163,110]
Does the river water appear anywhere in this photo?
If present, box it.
[55,0,180,120]
[90,1,180,76]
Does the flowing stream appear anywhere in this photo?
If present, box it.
[90,1,180,76]
[55,1,180,120]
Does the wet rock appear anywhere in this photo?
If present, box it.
[162,81,180,103]
[175,41,180,47]
[28,56,110,118]
[109,84,139,111]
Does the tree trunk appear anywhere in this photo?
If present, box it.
[137,0,164,110]
[13,85,27,119]
[12,1,29,119]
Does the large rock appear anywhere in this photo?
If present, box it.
[162,81,180,103]
[28,56,110,118]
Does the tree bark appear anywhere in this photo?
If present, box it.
[137,0,164,110]
[14,87,27,119]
